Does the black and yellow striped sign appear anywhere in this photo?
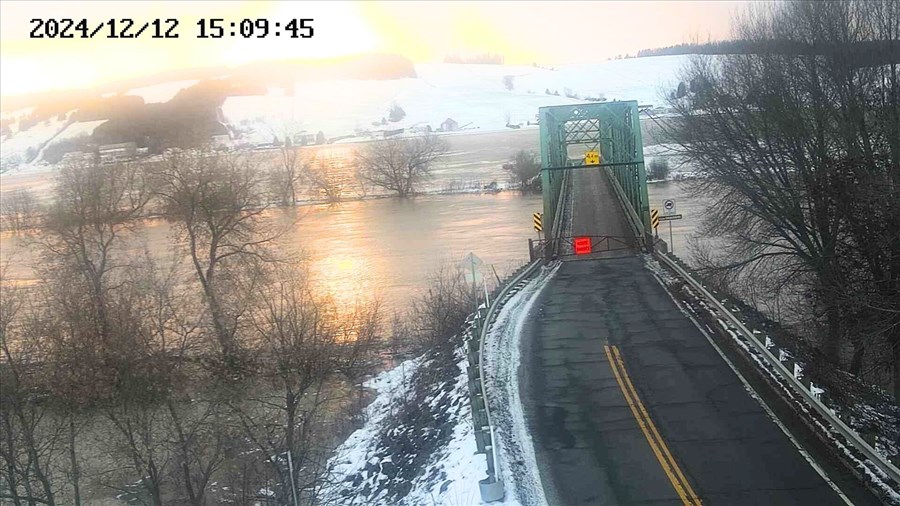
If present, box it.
[651,209,660,229]
[533,212,543,232]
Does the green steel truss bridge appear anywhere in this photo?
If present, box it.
[539,101,652,247]
[465,101,889,505]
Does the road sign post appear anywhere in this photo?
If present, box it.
[669,221,673,254]
[462,252,483,307]
[657,211,683,254]
[663,199,676,216]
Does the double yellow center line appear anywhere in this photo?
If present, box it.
[604,345,703,506]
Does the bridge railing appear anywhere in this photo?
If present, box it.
[464,259,543,502]
[654,251,900,491]
[465,151,572,502]
[602,165,900,492]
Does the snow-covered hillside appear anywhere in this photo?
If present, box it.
[0,112,72,173]
[223,55,688,144]
[1,55,688,174]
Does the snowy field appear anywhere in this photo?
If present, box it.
[223,55,688,144]
[0,112,73,173]
[1,55,688,175]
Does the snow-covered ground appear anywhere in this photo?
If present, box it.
[324,350,487,505]
[325,262,560,506]
[483,263,560,506]
[644,142,703,180]
[1,55,688,175]
[223,56,688,145]
[0,112,73,173]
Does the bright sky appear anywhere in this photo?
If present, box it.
[0,0,746,97]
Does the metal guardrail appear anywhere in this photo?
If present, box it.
[604,157,900,491]
[604,168,649,251]
[466,165,572,502]
[654,251,900,488]
[465,258,543,502]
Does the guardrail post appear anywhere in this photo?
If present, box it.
[479,475,504,502]
[653,250,900,486]
[469,258,543,504]
[479,442,505,501]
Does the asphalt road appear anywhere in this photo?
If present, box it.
[565,165,638,259]
[518,171,870,505]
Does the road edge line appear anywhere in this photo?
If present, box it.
[650,271,854,506]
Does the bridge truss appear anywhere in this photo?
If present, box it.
[538,101,652,245]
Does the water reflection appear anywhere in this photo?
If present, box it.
[277,192,541,313]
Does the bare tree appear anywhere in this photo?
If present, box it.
[503,150,541,191]
[89,252,234,506]
[411,264,477,353]
[304,153,351,204]
[0,269,62,506]
[356,135,447,198]
[271,139,307,206]
[232,262,381,505]
[155,149,282,368]
[29,160,153,505]
[666,0,900,393]
[502,75,515,91]
[0,189,39,233]
[647,158,670,181]
[41,160,151,344]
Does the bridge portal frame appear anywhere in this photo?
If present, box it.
[538,101,651,245]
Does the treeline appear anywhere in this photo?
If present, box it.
[638,39,898,66]
[667,1,900,397]
[443,53,505,64]
[0,152,371,505]
[636,40,756,57]
[89,80,246,150]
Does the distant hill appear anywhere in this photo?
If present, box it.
[636,39,898,67]
[1,53,416,118]
[2,55,692,173]
[1,53,417,155]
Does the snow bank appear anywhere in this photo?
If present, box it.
[326,261,560,506]
[483,263,561,506]
[327,356,423,497]
[325,347,489,505]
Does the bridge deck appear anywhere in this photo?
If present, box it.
[519,169,872,505]
[567,166,638,258]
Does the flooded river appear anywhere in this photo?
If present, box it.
[1,129,704,313]
[647,180,706,257]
